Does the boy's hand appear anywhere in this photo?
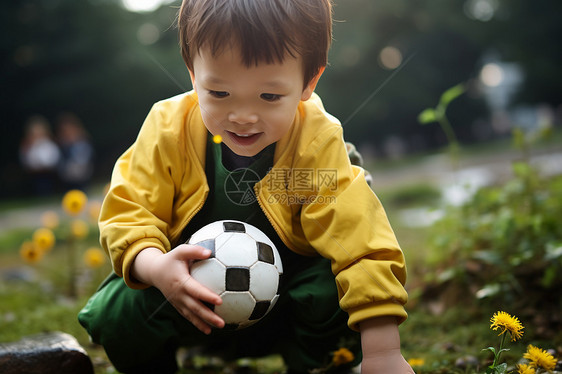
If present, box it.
[131,245,225,334]
[360,317,415,374]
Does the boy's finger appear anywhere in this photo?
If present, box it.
[183,276,222,306]
[179,305,214,335]
[186,297,225,329]
[179,278,225,328]
[174,244,212,260]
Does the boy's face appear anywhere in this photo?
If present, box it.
[190,45,320,157]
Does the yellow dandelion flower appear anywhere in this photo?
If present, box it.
[32,228,56,252]
[332,347,354,366]
[523,345,557,371]
[71,219,89,239]
[212,134,222,144]
[517,363,536,374]
[84,247,106,268]
[407,358,426,367]
[20,241,44,263]
[62,189,88,216]
[40,211,59,229]
[88,201,102,222]
[490,311,524,341]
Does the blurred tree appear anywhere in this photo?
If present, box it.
[1,0,187,197]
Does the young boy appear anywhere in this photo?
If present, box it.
[78,0,414,373]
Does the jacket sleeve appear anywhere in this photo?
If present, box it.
[299,126,408,330]
[99,103,183,289]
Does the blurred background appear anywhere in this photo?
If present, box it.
[1,0,561,199]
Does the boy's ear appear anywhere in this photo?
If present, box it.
[301,66,325,101]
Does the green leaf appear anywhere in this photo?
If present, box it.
[439,83,465,107]
[418,108,437,124]
[485,362,508,374]
[495,362,508,374]
[483,346,496,355]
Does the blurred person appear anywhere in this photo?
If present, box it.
[19,115,61,195]
[56,112,95,191]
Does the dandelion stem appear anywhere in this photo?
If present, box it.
[492,332,507,368]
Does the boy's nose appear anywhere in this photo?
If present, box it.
[228,109,258,125]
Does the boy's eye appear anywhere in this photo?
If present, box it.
[209,90,229,98]
[261,93,281,102]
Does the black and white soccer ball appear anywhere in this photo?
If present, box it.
[187,220,283,330]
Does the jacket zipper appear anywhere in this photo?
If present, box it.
[254,182,301,255]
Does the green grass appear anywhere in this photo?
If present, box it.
[0,272,112,373]
[0,282,88,342]
[0,228,35,254]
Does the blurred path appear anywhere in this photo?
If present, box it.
[0,203,62,234]
[369,147,562,191]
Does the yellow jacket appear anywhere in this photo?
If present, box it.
[100,91,408,329]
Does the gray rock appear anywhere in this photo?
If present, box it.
[455,355,479,369]
[0,331,94,374]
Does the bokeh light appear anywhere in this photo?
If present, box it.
[464,0,499,22]
[213,134,223,144]
[480,63,504,87]
[121,0,166,13]
[137,23,160,45]
[378,46,403,70]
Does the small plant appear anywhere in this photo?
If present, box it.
[480,311,558,374]
[476,311,558,374]
[483,311,524,373]
[418,83,466,170]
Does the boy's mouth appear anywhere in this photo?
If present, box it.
[226,131,262,146]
